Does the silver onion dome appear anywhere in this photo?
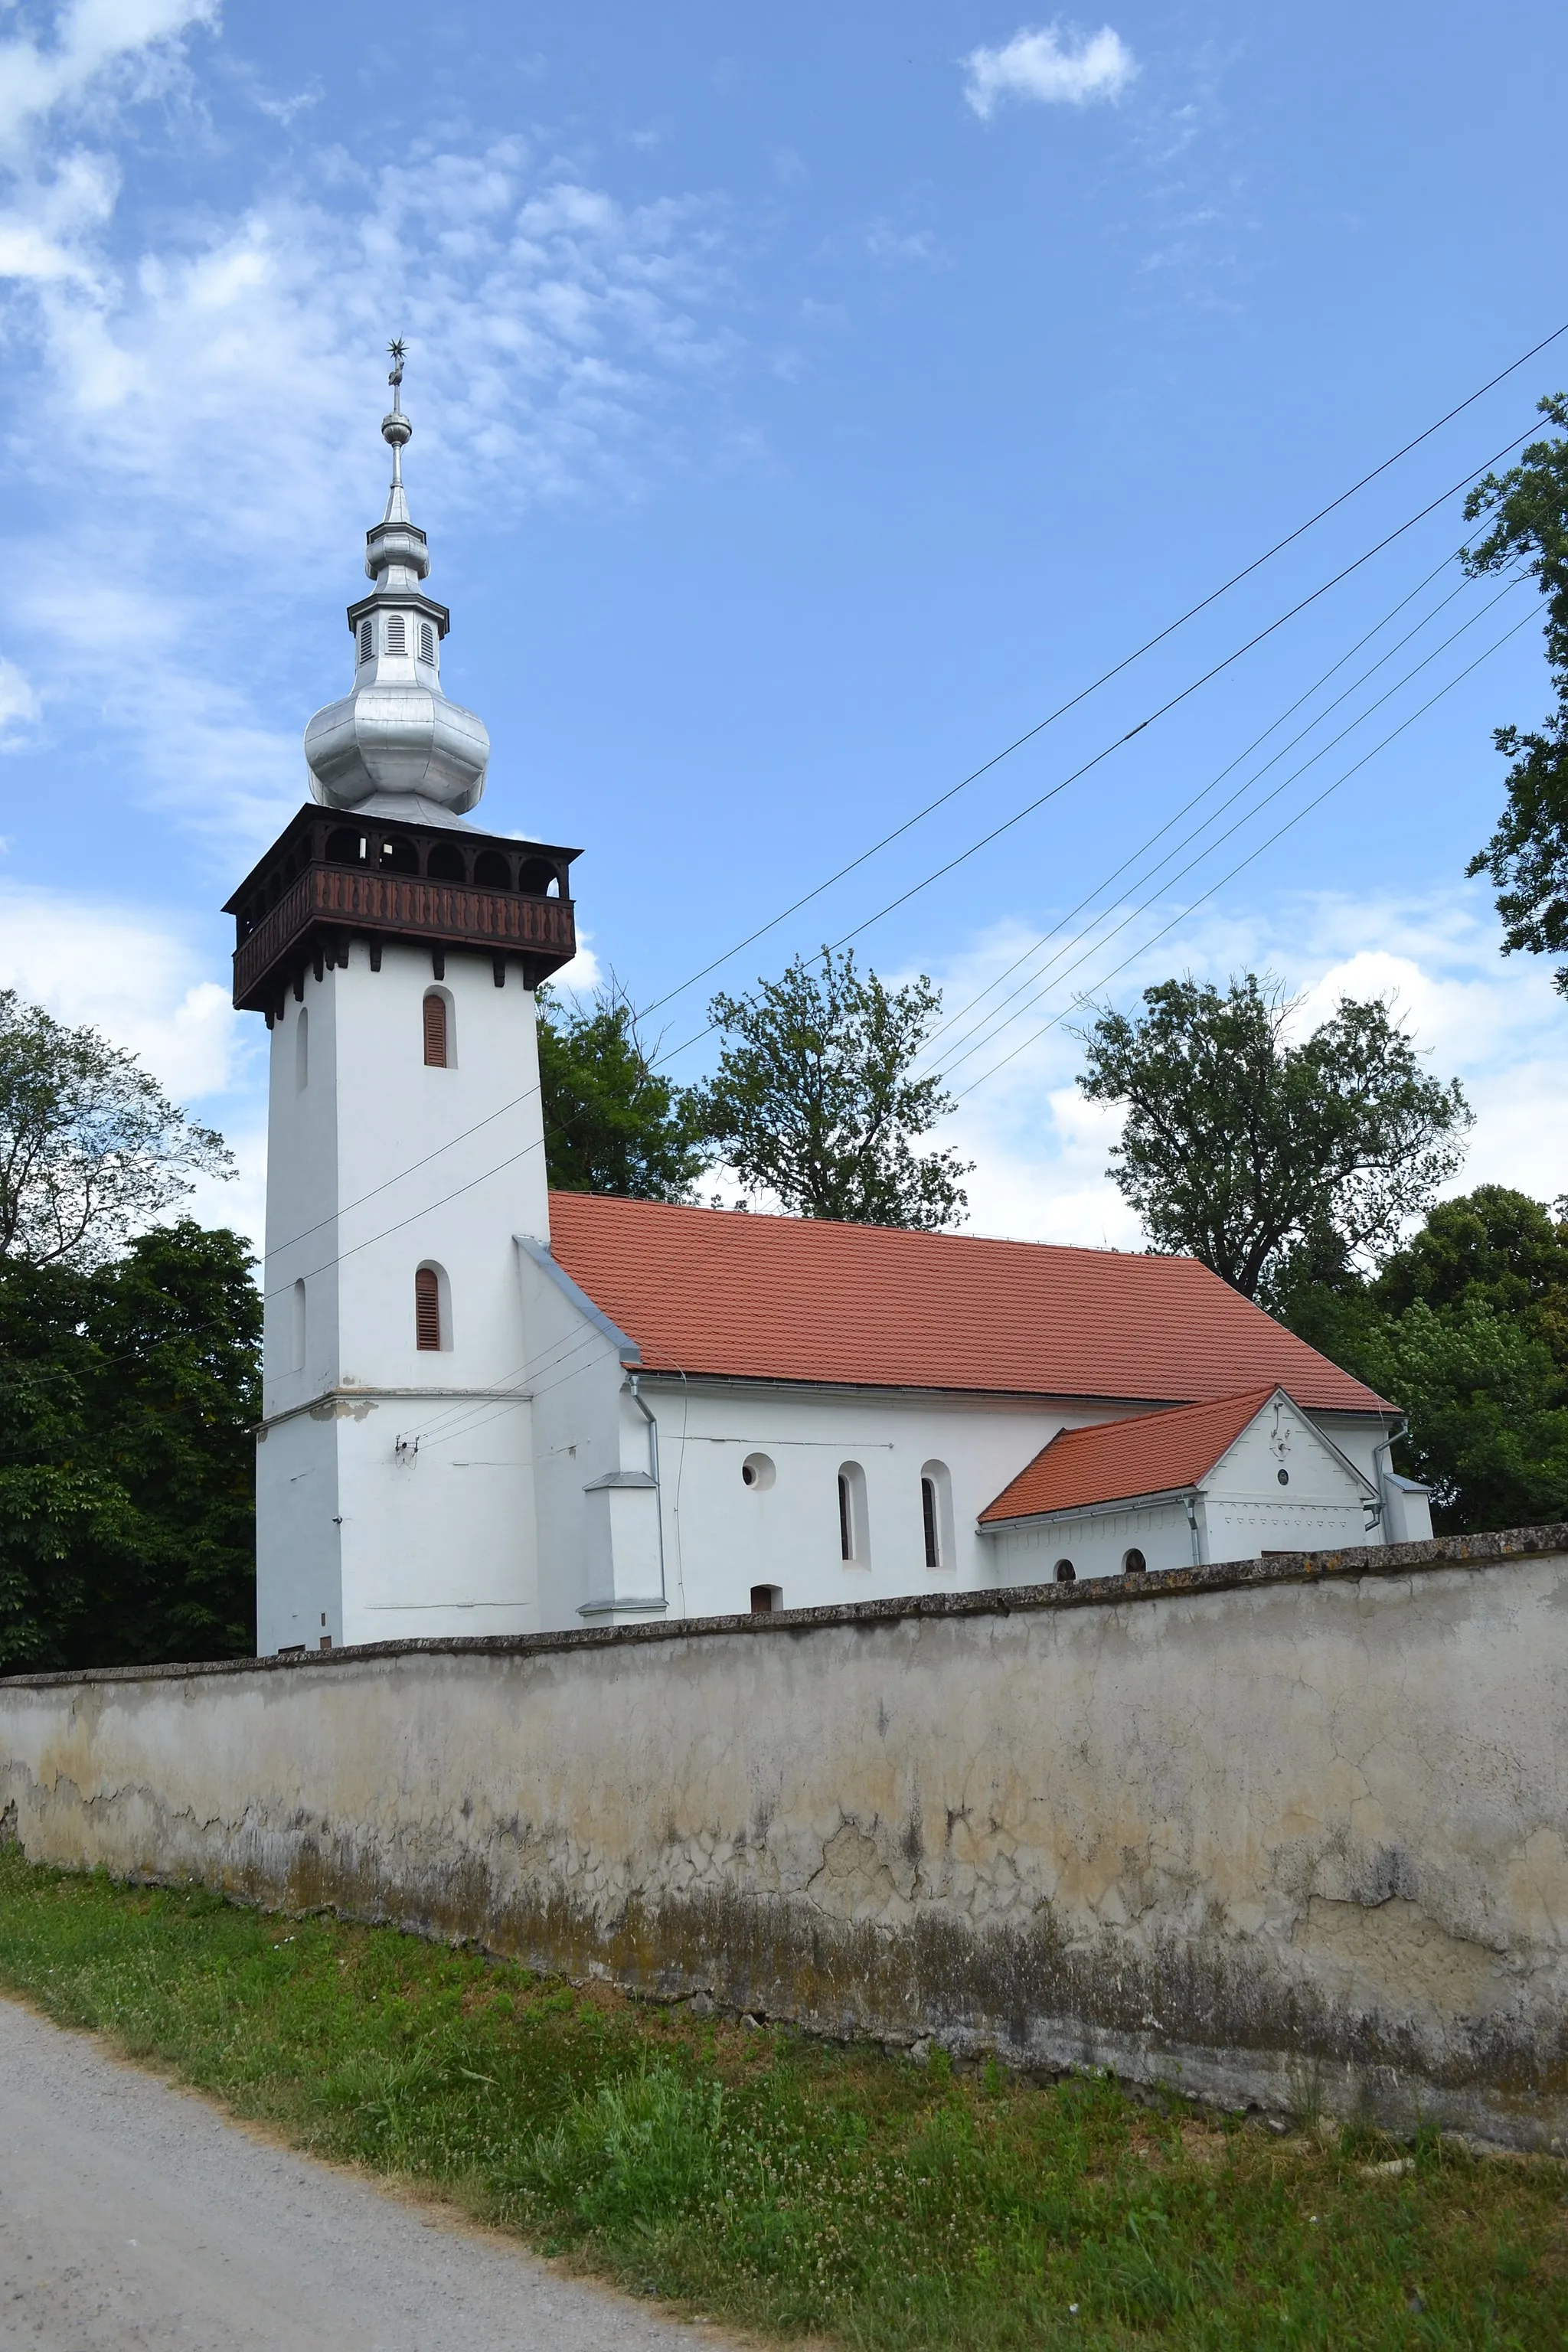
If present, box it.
[304,344,491,824]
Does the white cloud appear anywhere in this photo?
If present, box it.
[963,22,1138,120]
[0,0,214,160]
[0,880,250,1102]
[0,878,266,1248]
[0,657,41,745]
[0,21,740,859]
[923,886,1568,1245]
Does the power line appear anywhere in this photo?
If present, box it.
[925,567,1522,1080]
[913,549,1468,1064]
[262,563,1530,1304]
[639,324,1568,1019]
[944,606,1539,1106]
[261,395,1557,1295]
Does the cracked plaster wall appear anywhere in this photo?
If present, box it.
[3,1531,1566,2149]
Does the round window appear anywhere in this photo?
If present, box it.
[1277,1468,1289,1485]
[741,1452,776,1491]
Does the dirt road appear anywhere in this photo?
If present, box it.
[0,1995,721,2350]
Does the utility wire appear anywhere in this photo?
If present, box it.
[944,606,1539,1106]
[913,550,1467,1063]
[638,325,1568,1020]
[260,403,1553,1295]
[353,590,1536,1458]
[925,567,1518,1078]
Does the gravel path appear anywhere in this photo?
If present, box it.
[0,1994,727,2350]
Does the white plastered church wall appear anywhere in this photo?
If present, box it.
[983,1391,1390,1586]
[256,942,550,1652]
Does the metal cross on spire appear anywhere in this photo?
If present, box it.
[381,337,412,499]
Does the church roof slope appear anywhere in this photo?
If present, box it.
[978,1385,1285,1524]
[544,1194,1390,1413]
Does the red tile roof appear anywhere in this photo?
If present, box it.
[978,1385,1284,1524]
[545,1194,1390,1413]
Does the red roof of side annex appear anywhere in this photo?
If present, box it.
[978,1384,1293,1524]
[545,1194,1391,1416]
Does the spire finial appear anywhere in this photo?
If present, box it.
[381,336,413,520]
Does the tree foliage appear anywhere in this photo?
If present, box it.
[537,983,707,1200]
[694,948,971,1230]
[1076,973,1471,1298]
[0,989,231,1268]
[1462,393,1568,992]
[0,1221,260,1672]
[1271,1186,1568,1535]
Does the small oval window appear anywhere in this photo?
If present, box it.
[1277,1468,1289,1486]
[741,1452,776,1490]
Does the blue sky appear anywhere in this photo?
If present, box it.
[2,0,1566,1249]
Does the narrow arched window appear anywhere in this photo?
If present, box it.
[290,1279,306,1372]
[837,1462,868,1563]
[386,613,407,655]
[414,1266,443,1351]
[920,1460,952,1569]
[422,990,448,1067]
[1122,1547,1147,1576]
[294,1004,309,1092]
[1054,1559,1076,1584]
[419,622,436,664]
[358,619,373,662]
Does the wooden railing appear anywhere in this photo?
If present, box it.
[234,862,576,1006]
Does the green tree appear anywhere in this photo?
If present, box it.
[537,983,707,1200]
[694,947,971,1229]
[1076,973,1471,1298]
[1462,394,1568,992]
[1269,1186,1568,1537]
[1374,1184,1568,1361]
[0,988,232,1266]
[1355,1298,1568,1534]
[0,1222,260,1674]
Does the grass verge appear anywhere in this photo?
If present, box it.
[0,1847,1563,2348]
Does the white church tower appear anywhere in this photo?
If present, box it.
[230,348,583,1654]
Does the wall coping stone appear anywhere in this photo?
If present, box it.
[4,1523,1565,1692]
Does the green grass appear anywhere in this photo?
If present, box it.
[0,1848,1564,2348]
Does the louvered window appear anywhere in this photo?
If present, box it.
[419,622,435,663]
[415,1266,442,1351]
[358,620,373,662]
[422,991,448,1067]
[387,614,407,655]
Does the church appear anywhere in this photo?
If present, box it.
[234,365,1431,1655]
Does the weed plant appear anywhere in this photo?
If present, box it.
[0,1849,1563,2348]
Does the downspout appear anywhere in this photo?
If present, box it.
[628,1374,668,1607]
[1184,1491,1204,1567]
[1369,1416,1409,1535]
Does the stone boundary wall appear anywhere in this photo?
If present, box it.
[4,1528,1566,2150]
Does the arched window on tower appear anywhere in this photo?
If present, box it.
[358,620,373,663]
[294,1004,309,1092]
[386,614,407,655]
[414,1264,447,1351]
[422,990,450,1067]
[419,622,436,664]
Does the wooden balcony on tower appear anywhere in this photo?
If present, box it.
[225,807,582,1022]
